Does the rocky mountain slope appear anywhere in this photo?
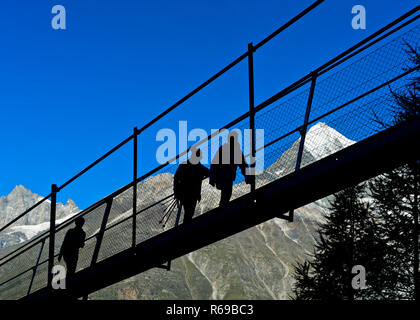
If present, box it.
[0,185,79,248]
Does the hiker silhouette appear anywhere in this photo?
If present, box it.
[174,147,209,224]
[58,217,86,278]
[210,131,252,207]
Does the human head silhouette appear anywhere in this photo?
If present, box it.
[75,217,85,228]
[189,146,202,165]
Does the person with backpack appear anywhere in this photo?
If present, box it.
[174,147,209,224]
[209,131,253,207]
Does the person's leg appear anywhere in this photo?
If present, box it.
[65,256,79,292]
[219,184,233,207]
[64,256,77,279]
[182,200,197,224]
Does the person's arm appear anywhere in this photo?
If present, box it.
[174,166,182,199]
[209,149,220,186]
[58,232,68,261]
[240,152,254,185]
[80,231,86,249]
[209,163,215,186]
[58,245,63,262]
[200,163,210,179]
[239,151,248,177]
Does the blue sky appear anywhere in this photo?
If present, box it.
[0,0,417,208]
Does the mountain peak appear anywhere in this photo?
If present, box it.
[305,122,355,160]
[266,122,355,176]
[11,184,29,193]
[307,122,351,140]
[6,185,35,201]
[0,185,80,242]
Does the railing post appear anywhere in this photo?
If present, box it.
[132,127,138,250]
[166,202,183,271]
[288,71,317,222]
[248,42,256,196]
[48,184,57,291]
[27,239,45,296]
[90,198,113,266]
[82,197,113,300]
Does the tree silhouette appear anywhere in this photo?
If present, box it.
[368,44,419,299]
[292,184,387,300]
[293,45,419,300]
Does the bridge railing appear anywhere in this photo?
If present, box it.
[0,3,419,299]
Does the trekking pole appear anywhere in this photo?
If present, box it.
[160,199,176,225]
[174,201,182,227]
[162,200,178,228]
[162,195,175,205]
[159,198,176,224]
[167,201,183,271]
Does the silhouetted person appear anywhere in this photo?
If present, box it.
[174,147,209,224]
[210,131,252,207]
[58,217,86,279]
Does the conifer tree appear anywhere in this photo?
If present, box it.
[368,44,419,299]
[293,44,419,300]
[293,184,387,300]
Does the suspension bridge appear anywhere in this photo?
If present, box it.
[0,2,419,300]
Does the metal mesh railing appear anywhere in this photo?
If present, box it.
[0,7,418,299]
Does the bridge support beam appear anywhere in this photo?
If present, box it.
[287,71,317,222]
[47,184,57,292]
[248,42,256,196]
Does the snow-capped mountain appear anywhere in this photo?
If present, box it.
[0,185,79,248]
[267,122,355,177]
